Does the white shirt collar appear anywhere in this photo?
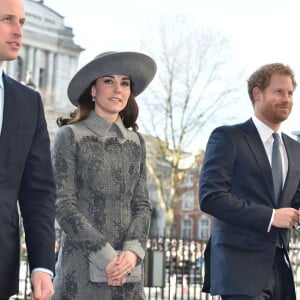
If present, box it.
[252,114,282,144]
[0,68,4,134]
[0,68,3,88]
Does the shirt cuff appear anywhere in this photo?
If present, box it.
[32,268,53,279]
[267,209,275,232]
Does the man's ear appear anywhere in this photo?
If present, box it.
[252,87,261,102]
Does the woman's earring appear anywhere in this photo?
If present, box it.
[92,96,96,102]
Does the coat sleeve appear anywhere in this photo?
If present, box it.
[18,92,56,273]
[52,126,118,269]
[122,133,152,260]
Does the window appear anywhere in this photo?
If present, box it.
[183,173,193,187]
[182,191,194,211]
[198,216,210,240]
[181,216,193,239]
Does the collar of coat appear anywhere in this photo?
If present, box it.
[82,110,130,141]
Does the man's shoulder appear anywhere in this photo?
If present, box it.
[282,133,300,148]
[213,119,253,134]
[4,74,39,97]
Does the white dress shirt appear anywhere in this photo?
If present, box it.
[252,115,288,231]
[0,68,4,135]
[252,115,288,184]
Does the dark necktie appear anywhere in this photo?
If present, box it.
[272,132,283,205]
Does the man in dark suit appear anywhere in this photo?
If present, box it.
[0,0,56,299]
[199,63,300,300]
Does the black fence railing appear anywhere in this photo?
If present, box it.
[11,231,300,300]
[144,236,212,300]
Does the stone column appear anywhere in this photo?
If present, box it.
[52,53,59,106]
[20,46,27,81]
[26,46,35,81]
[46,51,54,98]
[6,61,15,78]
[33,49,41,89]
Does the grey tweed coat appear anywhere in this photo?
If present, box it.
[51,111,152,300]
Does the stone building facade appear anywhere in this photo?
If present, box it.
[3,0,83,138]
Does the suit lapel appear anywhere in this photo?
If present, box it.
[0,75,19,151]
[281,134,299,204]
[243,120,299,207]
[243,119,275,205]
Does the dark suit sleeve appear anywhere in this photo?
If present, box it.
[292,187,300,209]
[18,92,56,273]
[290,176,300,211]
[199,126,273,234]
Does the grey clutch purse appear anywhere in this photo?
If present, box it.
[89,262,142,283]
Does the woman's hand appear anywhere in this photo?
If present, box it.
[105,251,138,286]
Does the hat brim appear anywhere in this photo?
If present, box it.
[67,51,157,106]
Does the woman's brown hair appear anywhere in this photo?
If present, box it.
[57,80,139,131]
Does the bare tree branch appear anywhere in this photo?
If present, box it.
[139,18,244,231]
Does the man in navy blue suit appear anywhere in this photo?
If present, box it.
[199,63,300,300]
[0,0,55,299]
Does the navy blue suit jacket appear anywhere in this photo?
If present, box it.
[199,119,300,296]
[0,74,56,298]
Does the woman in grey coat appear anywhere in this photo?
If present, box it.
[51,51,157,300]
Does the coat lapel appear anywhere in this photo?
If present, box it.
[281,134,300,205]
[0,75,19,152]
[243,120,299,207]
[243,119,275,205]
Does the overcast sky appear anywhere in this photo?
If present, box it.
[43,0,300,147]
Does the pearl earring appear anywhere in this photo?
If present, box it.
[92,96,96,102]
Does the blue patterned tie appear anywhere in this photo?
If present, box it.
[272,132,282,205]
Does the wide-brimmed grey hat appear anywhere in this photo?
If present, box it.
[67,51,157,106]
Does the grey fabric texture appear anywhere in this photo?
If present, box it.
[51,111,151,300]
